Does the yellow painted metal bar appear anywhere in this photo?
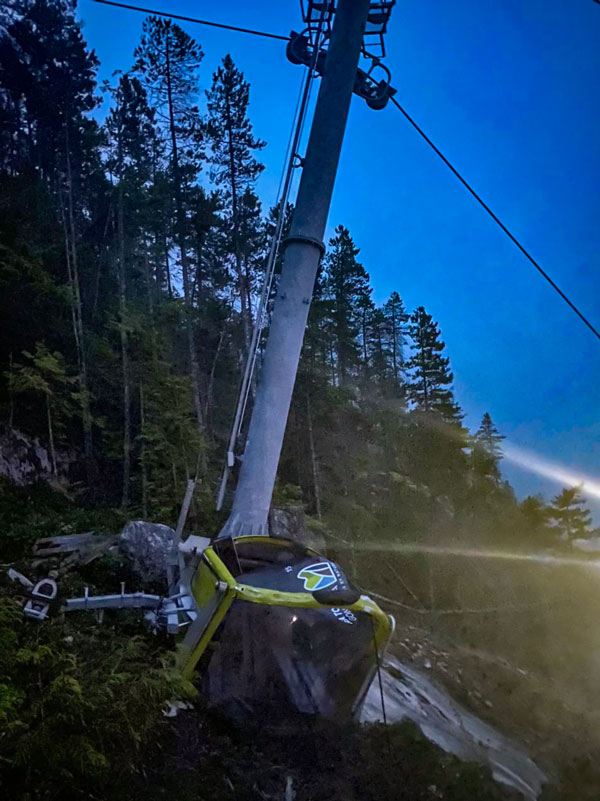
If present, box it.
[202,545,237,585]
[233,583,393,651]
[182,546,393,678]
[212,534,321,556]
[205,545,392,650]
[181,588,235,680]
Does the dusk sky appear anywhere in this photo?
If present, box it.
[77,0,600,518]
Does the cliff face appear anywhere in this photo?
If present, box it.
[0,427,73,485]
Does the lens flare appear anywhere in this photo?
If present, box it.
[346,541,600,568]
[503,442,600,501]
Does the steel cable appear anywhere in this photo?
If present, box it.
[390,95,600,342]
[89,0,289,40]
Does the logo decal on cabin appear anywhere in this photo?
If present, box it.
[331,607,356,625]
[297,562,337,591]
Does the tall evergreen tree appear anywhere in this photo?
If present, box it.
[0,0,102,475]
[364,304,393,385]
[357,294,376,378]
[382,291,409,387]
[205,54,265,351]
[472,412,504,482]
[134,16,205,433]
[0,0,99,179]
[105,73,156,507]
[322,225,372,385]
[406,306,462,423]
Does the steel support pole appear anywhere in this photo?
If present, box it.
[219,0,371,537]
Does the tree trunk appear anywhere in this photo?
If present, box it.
[193,243,203,308]
[419,350,430,411]
[165,33,204,434]
[391,304,398,383]
[205,324,227,431]
[243,253,254,338]
[224,88,252,352]
[139,381,148,519]
[361,307,369,376]
[46,395,57,476]
[162,235,173,298]
[329,341,336,386]
[306,393,322,518]
[8,352,14,429]
[376,323,385,379]
[60,134,93,477]
[117,173,131,509]
[142,242,155,323]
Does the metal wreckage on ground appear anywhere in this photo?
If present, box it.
[11,514,394,721]
[9,0,397,722]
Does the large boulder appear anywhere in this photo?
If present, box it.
[119,520,175,583]
[268,506,326,553]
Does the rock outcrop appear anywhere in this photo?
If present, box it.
[268,506,326,552]
[0,427,57,485]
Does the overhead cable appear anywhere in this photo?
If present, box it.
[89,0,289,41]
[390,96,600,342]
[91,0,598,343]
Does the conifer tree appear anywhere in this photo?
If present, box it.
[302,260,335,384]
[322,225,372,385]
[189,185,221,306]
[549,487,592,541]
[358,294,376,378]
[406,306,462,423]
[137,359,202,518]
[205,54,265,350]
[134,16,205,432]
[472,412,504,481]
[382,291,409,387]
[105,73,156,507]
[3,0,102,475]
[0,0,99,178]
[365,305,393,385]
[521,495,551,534]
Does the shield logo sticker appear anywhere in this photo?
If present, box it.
[297,562,337,591]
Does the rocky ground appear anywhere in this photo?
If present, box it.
[386,620,600,799]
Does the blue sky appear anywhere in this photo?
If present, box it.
[77,0,600,517]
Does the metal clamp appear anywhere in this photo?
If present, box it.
[23,577,58,621]
[283,234,326,255]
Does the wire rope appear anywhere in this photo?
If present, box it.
[89,0,289,41]
[90,0,599,342]
[389,95,600,342]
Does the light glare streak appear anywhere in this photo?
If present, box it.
[336,540,600,568]
[503,442,600,501]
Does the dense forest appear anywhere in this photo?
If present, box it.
[0,0,593,542]
[0,2,597,799]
